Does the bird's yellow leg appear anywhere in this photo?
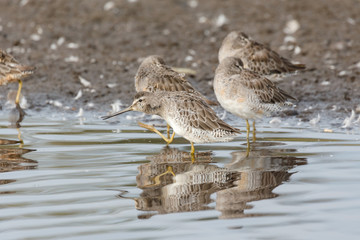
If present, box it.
[191,142,195,154]
[151,166,176,186]
[252,120,256,142]
[15,79,23,105]
[190,142,196,163]
[167,124,171,139]
[138,122,175,144]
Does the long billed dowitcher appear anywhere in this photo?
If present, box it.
[135,55,216,105]
[102,91,240,157]
[218,31,305,80]
[214,57,296,154]
[135,55,217,138]
[0,49,35,105]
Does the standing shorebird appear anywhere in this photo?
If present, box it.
[135,55,217,138]
[218,31,305,81]
[0,49,35,105]
[102,91,239,159]
[214,57,296,155]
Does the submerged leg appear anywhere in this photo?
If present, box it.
[138,122,175,144]
[245,137,250,157]
[151,166,176,186]
[252,120,256,142]
[15,103,26,127]
[15,79,23,105]
[246,119,250,140]
[245,119,250,157]
[17,128,23,148]
[167,124,171,139]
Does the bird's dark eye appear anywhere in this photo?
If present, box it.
[138,99,143,102]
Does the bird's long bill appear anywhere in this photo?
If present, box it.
[101,106,133,120]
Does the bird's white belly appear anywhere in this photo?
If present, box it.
[167,117,186,138]
[166,116,231,144]
[167,117,202,143]
[217,94,262,120]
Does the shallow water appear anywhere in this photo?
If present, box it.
[0,113,360,240]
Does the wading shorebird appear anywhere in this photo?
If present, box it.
[135,55,217,138]
[0,49,35,105]
[218,31,305,81]
[214,57,296,155]
[102,91,239,159]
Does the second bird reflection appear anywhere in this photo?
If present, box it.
[216,143,307,219]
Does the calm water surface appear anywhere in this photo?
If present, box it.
[0,114,360,240]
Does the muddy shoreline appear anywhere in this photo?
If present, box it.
[0,0,359,125]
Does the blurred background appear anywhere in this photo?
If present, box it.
[0,0,359,120]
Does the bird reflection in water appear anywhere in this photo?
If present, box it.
[120,142,307,219]
[1,89,35,189]
[0,138,37,188]
[216,142,307,219]
[120,146,240,219]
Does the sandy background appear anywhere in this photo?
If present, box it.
[0,0,359,124]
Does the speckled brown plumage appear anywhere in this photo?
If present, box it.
[214,57,296,120]
[103,91,240,144]
[135,55,217,105]
[0,49,34,86]
[218,31,305,80]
